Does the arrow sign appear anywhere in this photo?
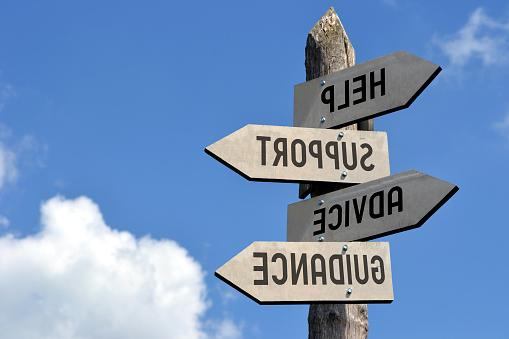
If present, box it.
[205,124,390,184]
[294,52,441,129]
[287,170,458,242]
[216,241,393,304]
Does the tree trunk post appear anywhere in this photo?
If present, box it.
[304,8,370,339]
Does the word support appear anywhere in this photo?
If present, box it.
[205,124,390,184]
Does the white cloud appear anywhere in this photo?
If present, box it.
[218,288,238,305]
[0,85,17,191]
[208,319,243,339]
[16,134,48,168]
[0,142,17,190]
[0,215,9,228]
[434,8,509,67]
[0,78,45,191]
[494,110,509,139]
[495,113,509,129]
[0,122,48,191]
[0,83,15,113]
[0,195,241,339]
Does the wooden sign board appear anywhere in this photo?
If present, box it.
[216,241,394,304]
[205,124,390,184]
[287,171,458,242]
[294,52,441,129]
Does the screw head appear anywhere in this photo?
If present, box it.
[341,171,348,177]
[342,244,348,252]
[338,131,344,139]
[318,236,325,242]
[346,288,353,295]
[318,199,325,206]
[320,116,326,123]
[320,80,326,86]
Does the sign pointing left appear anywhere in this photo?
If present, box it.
[205,124,390,184]
[216,241,394,304]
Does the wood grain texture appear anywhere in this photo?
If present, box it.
[309,303,368,339]
[299,7,373,199]
[305,7,355,84]
[305,7,369,339]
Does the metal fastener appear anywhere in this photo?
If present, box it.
[337,131,344,139]
[342,244,348,252]
[320,80,326,86]
[318,199,325,206]
[346,288,353,295]
[320,116,326,123]
[341,170,348,177]
[318,236,325,242]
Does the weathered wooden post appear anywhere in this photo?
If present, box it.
[304,7,369,339]
[206,6,453,338]
[299,7,373,199]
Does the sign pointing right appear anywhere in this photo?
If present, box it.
[287,170,458,242]
[294,52,441,129]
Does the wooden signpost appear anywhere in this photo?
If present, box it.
[294,51,441,129]
[205,124,390,184]
[287,170,458,242]
[215,241,393,304]
[204,6,457,339]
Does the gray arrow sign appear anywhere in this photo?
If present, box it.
[205,124,390,184]
[287,170,458,242]
[215,241,393,304]
[294,52,441,129]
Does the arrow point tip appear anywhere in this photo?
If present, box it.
[204,145,214,156]
[214,266,229,283]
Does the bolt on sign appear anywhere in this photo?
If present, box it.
[205,124,390,184]
[215,241,393,304]
[294,52,441,129]
[205,42,455,306]
[287,170,459,242]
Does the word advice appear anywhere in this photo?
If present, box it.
[256,136,375,171]
[321,68,385,114]
[253,251,386,286]
[313,185,402,236]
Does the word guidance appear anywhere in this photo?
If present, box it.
[294,52,441,129]
[205,124,390,184]
[287,170,458,242]
[215,241,393,304]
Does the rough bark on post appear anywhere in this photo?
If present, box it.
[305,8,369,339]
[298,7,373,199]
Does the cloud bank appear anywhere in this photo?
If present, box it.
[434,8,509,68]
[0,196,240,339]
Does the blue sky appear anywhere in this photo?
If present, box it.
[0,0,508,338]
